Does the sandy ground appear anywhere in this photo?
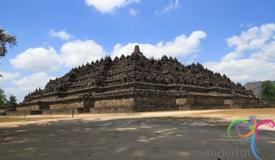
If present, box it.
[1,108,275,160]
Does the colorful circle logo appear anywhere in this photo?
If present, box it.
[228,116,275,160]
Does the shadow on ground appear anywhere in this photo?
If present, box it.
[0,116,274,160]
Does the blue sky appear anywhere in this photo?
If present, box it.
[1,0,275,101]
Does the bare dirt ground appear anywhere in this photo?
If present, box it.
[1,108,275,160]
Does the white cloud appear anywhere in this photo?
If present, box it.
[129,8,138,16]
[0,71,20,85]
[47,32,206,68]
[205,23,275,83]
[240,23,254,28]
[111,31,207,59]
[10,47,61,72]
[8,29,207,75]
[9,40,106,71]
[60,40,106,67]
[4,72,54,101]
[10,32,206,72]
[49,30,72,40]
[155,0,179,15]
[85,0,139,13]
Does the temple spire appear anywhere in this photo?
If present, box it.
[132,45,144,57]
[133,45,140,53]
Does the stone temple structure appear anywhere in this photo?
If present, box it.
[17,46,258,114]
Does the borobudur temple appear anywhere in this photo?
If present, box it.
[17,45,259,114]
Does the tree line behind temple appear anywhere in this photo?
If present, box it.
[262,81,275,101]
[0,28,17,109]
[0,89,17,109]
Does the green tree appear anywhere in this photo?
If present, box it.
[0,89,7,108]
[0,28,16,58]
[0,28,17,77]
[7,95,17,109]
[262,81,275,100]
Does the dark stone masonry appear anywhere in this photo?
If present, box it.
[16,45,259,114]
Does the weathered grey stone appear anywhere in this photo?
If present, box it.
[17,45,259,113]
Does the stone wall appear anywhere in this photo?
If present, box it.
[6,111,30,116]
[173,95,225,109]
[49,101,84,110]
[91,106,134,113]
[261,100,275,107]
[16,105,39,112]
[134,96,178,112]
[92,96,178,112]
[89,95,260,113]
[42,108,79,115]
[232,97,259,108]
[187,95,259,109]
[91,98,135,113]
[94,98,134,108]
[15,94,261,114]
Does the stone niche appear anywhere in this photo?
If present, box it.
[176,98,188,105]
[224,99,234,105]
[176,97,193,110]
